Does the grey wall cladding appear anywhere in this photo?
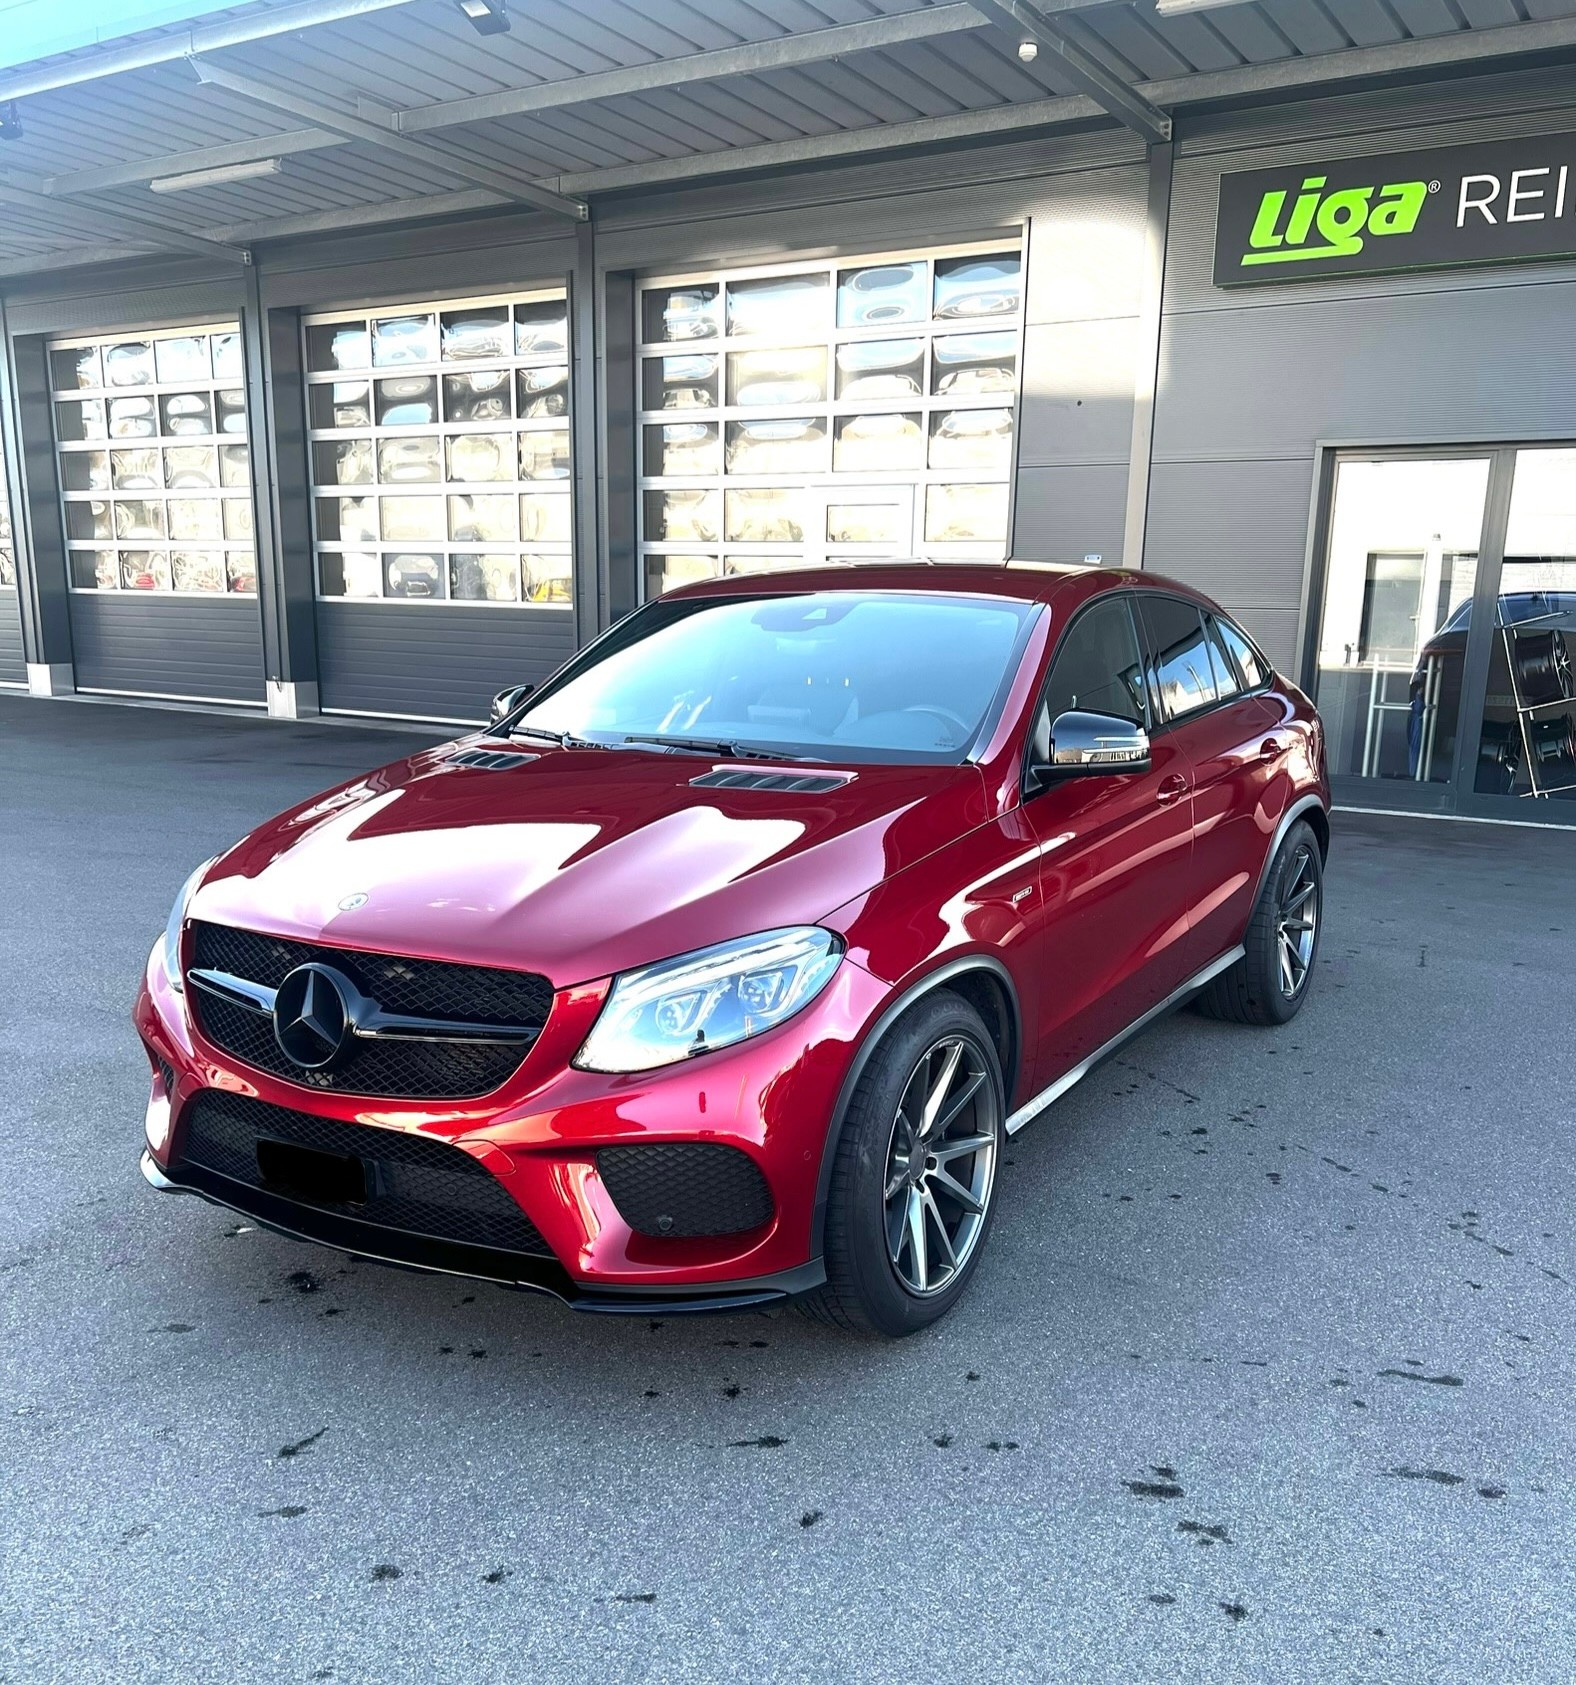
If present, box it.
[69,594,266,703]
[1147,67,1576,663]
[315,602,577,724]
[0,591,23,684]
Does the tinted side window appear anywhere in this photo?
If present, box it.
[1203,616,1242,701]
[1215,616,1272,689]
[1042,597,1147,726]
[1138,596,1217,722]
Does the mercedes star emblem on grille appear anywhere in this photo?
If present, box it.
[273,963,354,1069]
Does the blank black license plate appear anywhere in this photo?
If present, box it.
[256,1137,367,1206]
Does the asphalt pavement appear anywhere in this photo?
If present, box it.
[1,691,1572,1684]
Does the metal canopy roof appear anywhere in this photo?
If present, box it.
[0,0,1572,276]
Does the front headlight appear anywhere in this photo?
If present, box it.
[161,859,213,993]
[575,927,844,1074]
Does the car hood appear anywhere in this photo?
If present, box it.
[192,741,991,987]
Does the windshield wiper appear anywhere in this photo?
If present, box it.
[621,733,817,762]
[508,724,607,751]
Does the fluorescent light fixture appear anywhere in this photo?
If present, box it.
[148,157,283,194]
[457,0,510,33]
[1153,0,1257,14]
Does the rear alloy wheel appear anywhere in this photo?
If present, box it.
[1196,818,1325,1027]
[800,992,1004,1337]
[1274,841,1320,999]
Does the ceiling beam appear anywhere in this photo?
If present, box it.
[0,179,246,263]
[0,0,419,102]
[0,243,162,279]
[188,58,589,222]
[41,7,992,202]
[199,94,1108,243]
[970,0,1171,143]
[46,128,348,198]
[387,4,991,134]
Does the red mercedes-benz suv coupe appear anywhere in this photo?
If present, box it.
[137,564,1328,1336]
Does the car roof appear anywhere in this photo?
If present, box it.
[658,560,1219,612]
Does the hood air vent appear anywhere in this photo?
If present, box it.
[446,748,539,771]
[690,767,853,794]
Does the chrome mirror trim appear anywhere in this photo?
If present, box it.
[1047,709,1151,773]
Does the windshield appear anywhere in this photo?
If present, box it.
[514,591,1040,764]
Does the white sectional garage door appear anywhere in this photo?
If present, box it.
[49,323,264,704]
[302,288,578,723]
[637,241,1023,600]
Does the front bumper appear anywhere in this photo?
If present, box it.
[136,940,889,1305]
[139,1151,824,1313]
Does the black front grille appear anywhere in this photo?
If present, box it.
[597,1143,774,1238]
[188,921,552,1099]
[179,1089,553,1257]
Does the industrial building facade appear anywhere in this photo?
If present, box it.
[2,0,1575,821]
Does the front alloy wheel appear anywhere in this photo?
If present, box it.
[801,991,1005,1337]
[883,1037,998,1297]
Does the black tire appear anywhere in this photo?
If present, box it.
[1196,818,1324,1027]
[798,991,1005,1338]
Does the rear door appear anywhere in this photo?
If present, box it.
[1021,593,1196,1087]
[1135,595,1286,970]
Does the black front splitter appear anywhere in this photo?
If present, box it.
[140,1151,824,1315]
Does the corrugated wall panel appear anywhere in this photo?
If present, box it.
[68,593,266,702]
[1153,284,1576,463]
[1018,317,1140,467]
[0,590,23,684]
[1143,458,1315,668]
[315,602,578,724]
[1012,463,1130,568]
[1147,70,1576,678]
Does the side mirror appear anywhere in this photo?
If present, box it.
[490,683,533,725]
[1032,709,1150,786]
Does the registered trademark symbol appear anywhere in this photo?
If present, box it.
[1428,179,1440,192]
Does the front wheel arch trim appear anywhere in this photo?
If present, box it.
[808,954,1021,1261]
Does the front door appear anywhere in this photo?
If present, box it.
[1021,593,1196,1088]
[1136,594,1287,969]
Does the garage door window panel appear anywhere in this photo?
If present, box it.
[639,241,1022,599]
[305,289,573,610]
[51,324,256,598]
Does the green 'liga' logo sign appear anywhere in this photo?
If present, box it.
[1214,130,1576,286]
[1242,175,1430,267]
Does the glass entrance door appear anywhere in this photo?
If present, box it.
[1468,448,1576,805]
[1312,444,1576,819]
[1312,454,1490,794]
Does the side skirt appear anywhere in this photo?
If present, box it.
[1005,945,1246,1136]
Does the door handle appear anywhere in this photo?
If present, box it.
[1157,773,1189,806]
[1258,737,1283,761]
